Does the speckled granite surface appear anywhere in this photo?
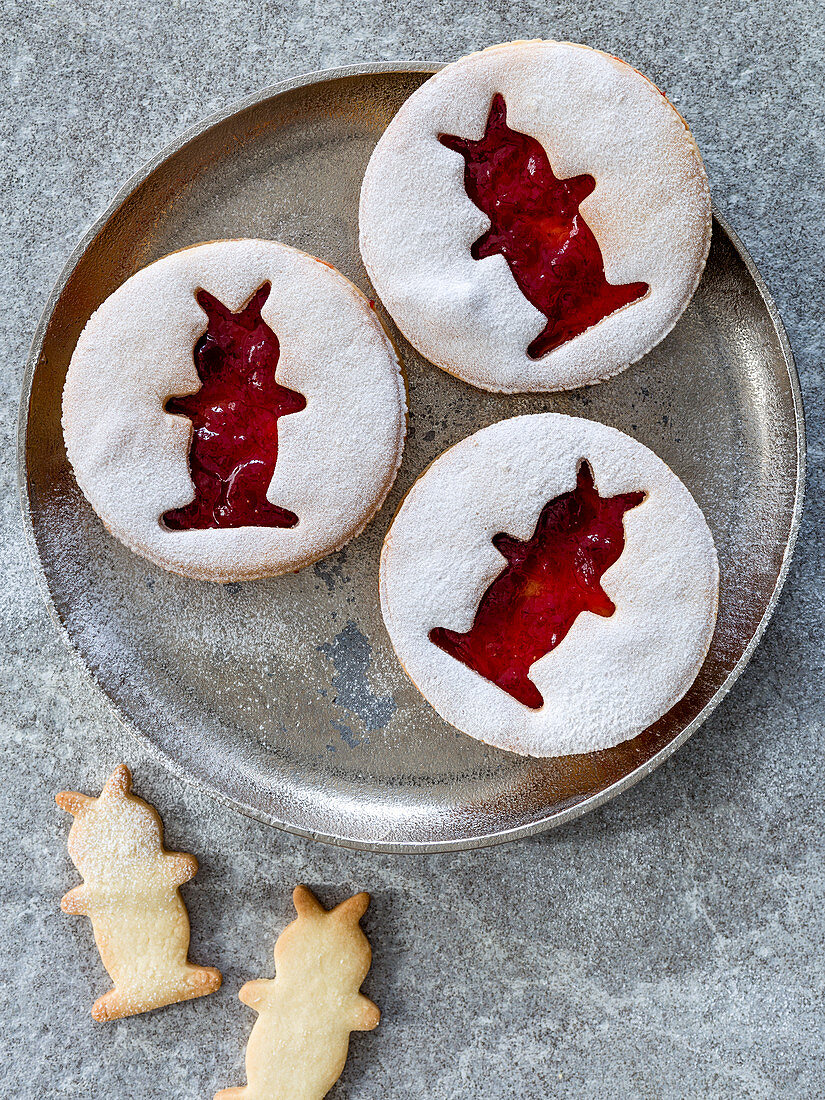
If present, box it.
[1,2,823,1097]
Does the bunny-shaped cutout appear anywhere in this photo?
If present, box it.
[430,460,645,709]
[440,93,650,359]
[56,764,221,1020]
[216,885,379,1100]
[162,282,307,532]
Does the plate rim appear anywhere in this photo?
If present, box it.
[17,62,807,853]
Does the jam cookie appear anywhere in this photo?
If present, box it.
[63,240,407,582]
[216,886,379,1100]
[56,764,221,1020]
[360,41,711,393]
[379,414,718,757]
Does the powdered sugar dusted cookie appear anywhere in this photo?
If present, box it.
[216,885,379,1100]
[56,764,221,1020]
[380,414,718,756]
[63,240,407,582]
[360,41,711,392]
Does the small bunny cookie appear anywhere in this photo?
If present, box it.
[56,764,221,1021]
[216,885,379,1100]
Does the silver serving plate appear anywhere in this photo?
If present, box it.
[18,64,805,852]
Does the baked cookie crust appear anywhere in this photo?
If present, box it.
[360,40,711,392]
[379,413,719,757]
[62,240,407,581]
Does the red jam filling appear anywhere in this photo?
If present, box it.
[162,283,306,531]
[439,94,649,358]
[429,462,644,709]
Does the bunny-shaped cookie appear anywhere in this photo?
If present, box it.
[56,764,221,1020]
[216,885,379,1099]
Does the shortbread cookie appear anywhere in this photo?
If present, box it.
[216,885,379,1100]
[360,40,711,392]
[63,240,407,581]
[56,764,221,1020]
[380,414,718,756]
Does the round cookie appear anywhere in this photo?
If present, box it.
[63,240,407,582]
[360,40,711,393]
[379,414,718,757]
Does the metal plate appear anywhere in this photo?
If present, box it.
[19,63,805,852]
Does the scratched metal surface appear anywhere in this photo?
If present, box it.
[18,64,804,852]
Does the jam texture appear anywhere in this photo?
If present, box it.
[163,283,306,531]
[429,462,645,709]
[439,94,649,358]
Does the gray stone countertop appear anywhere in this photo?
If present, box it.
[1,1,823,1097]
